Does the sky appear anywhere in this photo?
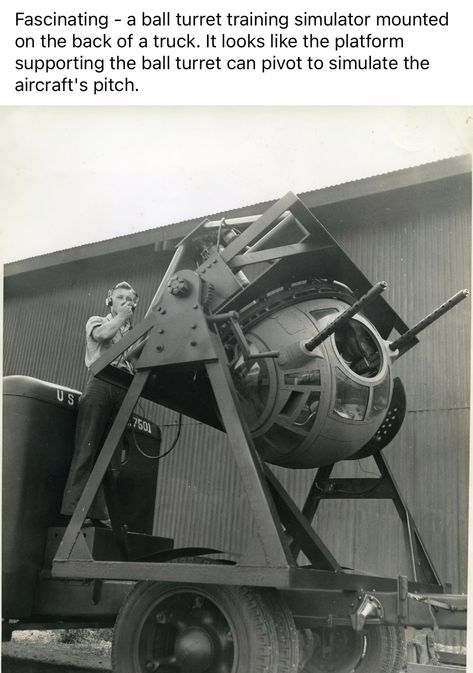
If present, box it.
[1,106,472,264]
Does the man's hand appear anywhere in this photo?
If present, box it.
[92,303,134,342]
[117,302,134,321]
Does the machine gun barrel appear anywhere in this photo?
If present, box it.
[389,289,469,353]
[305,281,387,352]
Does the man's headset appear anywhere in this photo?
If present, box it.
[106,282,139,311]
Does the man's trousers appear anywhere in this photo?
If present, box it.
[61,376,126,519]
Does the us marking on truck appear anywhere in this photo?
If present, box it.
[128,416,153,435]
[56,389,79,407]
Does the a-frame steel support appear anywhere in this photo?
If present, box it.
[52,192,441,590]
[54,267,295,571]
[291,454,442,586]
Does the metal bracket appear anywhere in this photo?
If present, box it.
[397,574,409,624]
[351,594,384,631]
[208,311,279,361]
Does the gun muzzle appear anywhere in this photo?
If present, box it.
[389,289,469,353]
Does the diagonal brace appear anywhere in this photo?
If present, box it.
[373,453,441,586]
[55,370,150,562]
[205,345,294,569]
[264,466,341,571]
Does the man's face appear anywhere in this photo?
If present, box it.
[110,288,136,316]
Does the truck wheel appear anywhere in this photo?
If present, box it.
[112,581,299,673]
[299,625,405,673]
[356,626,405,673]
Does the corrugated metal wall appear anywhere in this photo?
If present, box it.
[4,176,470,644]
[324,186,470,588]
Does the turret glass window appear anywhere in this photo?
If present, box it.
[333,368,369,421]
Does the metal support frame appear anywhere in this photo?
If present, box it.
[216,192,411,340]
[263,466,341,571]
[373,453,442,586]
[52,191,449,627]
[54,265,295,572]
[407,663,466,672]
[204,349,294,568]
[292,454,442,587]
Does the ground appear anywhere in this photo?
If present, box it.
[2,630,112,672]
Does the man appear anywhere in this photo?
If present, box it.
[60,281,138,527]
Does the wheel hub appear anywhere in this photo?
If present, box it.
[300,626,364,673]
[174,627,214,673]
[138,592,234,673]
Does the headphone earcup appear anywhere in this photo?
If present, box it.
[105,284,137,308]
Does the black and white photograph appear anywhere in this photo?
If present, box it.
[1,107,471,673]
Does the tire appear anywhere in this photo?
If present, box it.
[299,625,405,673]
[262,589,300,673]
[112,580,299,673]
[357,626,405,673]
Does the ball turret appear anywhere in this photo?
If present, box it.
[229,287,393,468]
